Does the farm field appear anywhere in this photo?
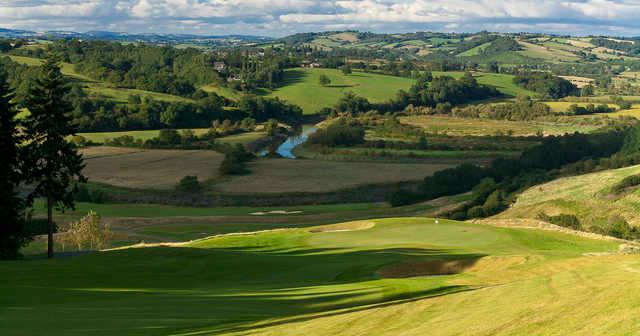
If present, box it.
[6,217,637,336]
[494,164,640,229]
[81,146,224,189]
[262,68,415,114]
[214,159,454,193]
[399,115,601,136]
[79,129,209,143]
[78,129,266,145]
[517,40,581,62]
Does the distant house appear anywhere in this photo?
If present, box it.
[301,61,321,68]
[214,62,227,71]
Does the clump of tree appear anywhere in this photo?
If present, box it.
[335,92,371,114]
[176,176,202,193]
[513,72,578,99]
[566,103,615,115]
[237,95,303,124]
[451,95,553,120]
[219,144,254,175]
[392,72,500,110]
[308,119,366,147]
[319,74,331,86]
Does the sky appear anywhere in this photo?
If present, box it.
[2,0,640,37]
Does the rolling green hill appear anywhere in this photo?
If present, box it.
[6,54,193,103]
[262,69,534,114]
[261,68,415,114]
[3,217,630,335]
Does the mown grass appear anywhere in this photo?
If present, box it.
[2,217,625,335]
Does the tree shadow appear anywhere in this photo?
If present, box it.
[3,244,486,335]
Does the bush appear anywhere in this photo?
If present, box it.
[605,216,640,240]
[176,176,201,193]
[308,120,365,147]
[611,174,640,194]
[537,212,581,230]
[387,189,418,207]
[218,144,254,175]
[74,184,108,203]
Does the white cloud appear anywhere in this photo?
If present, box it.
[1,0,640,36]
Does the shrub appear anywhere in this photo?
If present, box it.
[537,212,581,230]
[611,174,640,194]
[605,216,640,240]
[218,144,254,175]
[176,176,201,193]
[308,120,365,147]
[63,211,112,251]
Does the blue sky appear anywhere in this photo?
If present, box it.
[2,0,640,37]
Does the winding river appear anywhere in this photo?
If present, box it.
[260,125,317,159]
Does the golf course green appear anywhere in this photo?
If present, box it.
[3,217,633,335]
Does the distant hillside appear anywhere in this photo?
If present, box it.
[0,27,272,47]
[494,164,640,230]
[275,30,640,65]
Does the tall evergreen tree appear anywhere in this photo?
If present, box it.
[0,63,29,259]
[23,55,85,259]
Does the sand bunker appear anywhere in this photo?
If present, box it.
[377,256,527,278]
[309,221,376,233]
[251,210,304,215]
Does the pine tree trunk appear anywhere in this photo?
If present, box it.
[47,196,54,259]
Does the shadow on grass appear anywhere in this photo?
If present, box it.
[3,244,486,335]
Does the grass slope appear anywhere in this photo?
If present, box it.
[432,71,536,97]
[7,54,192,103]
[2,218,626,335]
[495,164,640,229]
[262,68,415,114]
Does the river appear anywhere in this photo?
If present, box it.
[259,125,317,159]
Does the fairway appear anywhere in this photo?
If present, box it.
[2,217,630,335]
[213,159,454,193]
[82,146,224,189]
[262,68,415,114]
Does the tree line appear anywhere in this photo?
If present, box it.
[387,124,637,223]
